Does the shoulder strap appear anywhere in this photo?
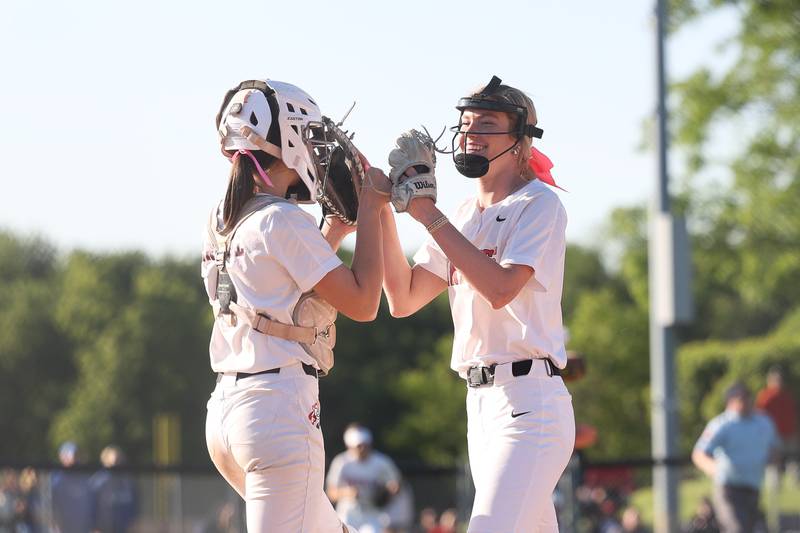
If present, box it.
[207,194,293,256]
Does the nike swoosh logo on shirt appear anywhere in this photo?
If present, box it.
[496,216,507,222]
[511,410,531,418]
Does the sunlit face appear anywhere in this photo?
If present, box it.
[728,394,752,415]
[457,109,516,159]
[354,443,370,460]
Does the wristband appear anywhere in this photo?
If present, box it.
[425,215,449,234]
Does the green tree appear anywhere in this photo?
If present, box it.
[678,307,800,452]
[670,0,800,338]
[0,233,73,461]
[319,291,455,461]
[658,0,800,456]
[51,255,212,463]
[386,336,467,466]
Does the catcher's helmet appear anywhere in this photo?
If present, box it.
[216,79,324,203]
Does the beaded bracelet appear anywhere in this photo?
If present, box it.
[426,215,449,234]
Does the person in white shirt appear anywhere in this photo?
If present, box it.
[326,425,402,533]
[379,76,575,532]
[202,79,390,533]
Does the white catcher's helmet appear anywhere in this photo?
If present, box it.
[216,79,325,203]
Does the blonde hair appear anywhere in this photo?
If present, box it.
[469,82,539,181]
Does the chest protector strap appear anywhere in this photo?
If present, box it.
[206,194,338,375]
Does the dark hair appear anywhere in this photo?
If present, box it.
[725,381,751,402]
[222,150,276,232]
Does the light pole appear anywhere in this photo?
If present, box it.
[650,0,693,530]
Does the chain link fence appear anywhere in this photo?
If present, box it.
[1,456,798,532]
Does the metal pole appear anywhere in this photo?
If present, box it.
[650,0,680,531]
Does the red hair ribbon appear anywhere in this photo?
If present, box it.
[527,147,566,191]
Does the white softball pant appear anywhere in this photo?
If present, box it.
[205,363,346,533]
[466,361,575,533]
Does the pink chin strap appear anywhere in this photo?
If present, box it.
[356,149,372,171]
[527,146,566,191]
[230,149,274,188]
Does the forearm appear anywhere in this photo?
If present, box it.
[380,206,413,303]
[321,220,350,252]
[691,449,716,478]
[326,486,339,503]
[349,196,384,318]
[414,205,521,308]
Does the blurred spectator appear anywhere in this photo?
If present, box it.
[692,382,778,533]
[89,446,138,533]
[17,468,44,533]
[326,424,401,533]
[413,507,437,533]
[0,470,20,533]
[685,497,719,533]
[620,506,649,533]
[50,442,92,533]
[429,508,457,533]
[382,481,414,533]
[756,367,796,533]
[756,366,797,465]
[596,498,622,533]
[0,469,44,533]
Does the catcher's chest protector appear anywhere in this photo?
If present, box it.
[207,195,338,375]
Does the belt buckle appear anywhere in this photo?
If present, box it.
[467,366,493,387]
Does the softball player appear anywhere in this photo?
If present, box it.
[380,76,575,532]
[202,79,389,533]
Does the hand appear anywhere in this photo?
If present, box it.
[361,167,392,204]
[388,129,437,213]
[323,215,357,237]
[399,167,438,224]
[321,215,356,252]
[340,485,359,501]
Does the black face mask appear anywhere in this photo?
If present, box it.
[454,152,491,178]
[451,130,522,178]
[450,76,543,178]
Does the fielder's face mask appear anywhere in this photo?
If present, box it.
[450,75,544,178]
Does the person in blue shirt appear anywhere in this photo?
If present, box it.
[50,442,92,533]
[692,382,779,533]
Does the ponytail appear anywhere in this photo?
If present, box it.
[222,150,275,232]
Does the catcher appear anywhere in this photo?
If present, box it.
[378,76,575,532]
[202,78,390,533]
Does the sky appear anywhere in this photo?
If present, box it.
[0,0,736,257]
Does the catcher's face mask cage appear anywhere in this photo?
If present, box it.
[450,75,544,178]
[304,117,363,225]
[216,79,325,203]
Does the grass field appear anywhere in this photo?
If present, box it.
[630,472,800,526]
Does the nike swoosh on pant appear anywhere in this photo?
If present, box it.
[511,410,531,418]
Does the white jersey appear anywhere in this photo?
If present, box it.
[413,179,567,376]
[326,450,401,514]
[201,198,342,373]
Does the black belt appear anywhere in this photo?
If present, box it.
[466,359,561,388]
[217,362,319,383]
